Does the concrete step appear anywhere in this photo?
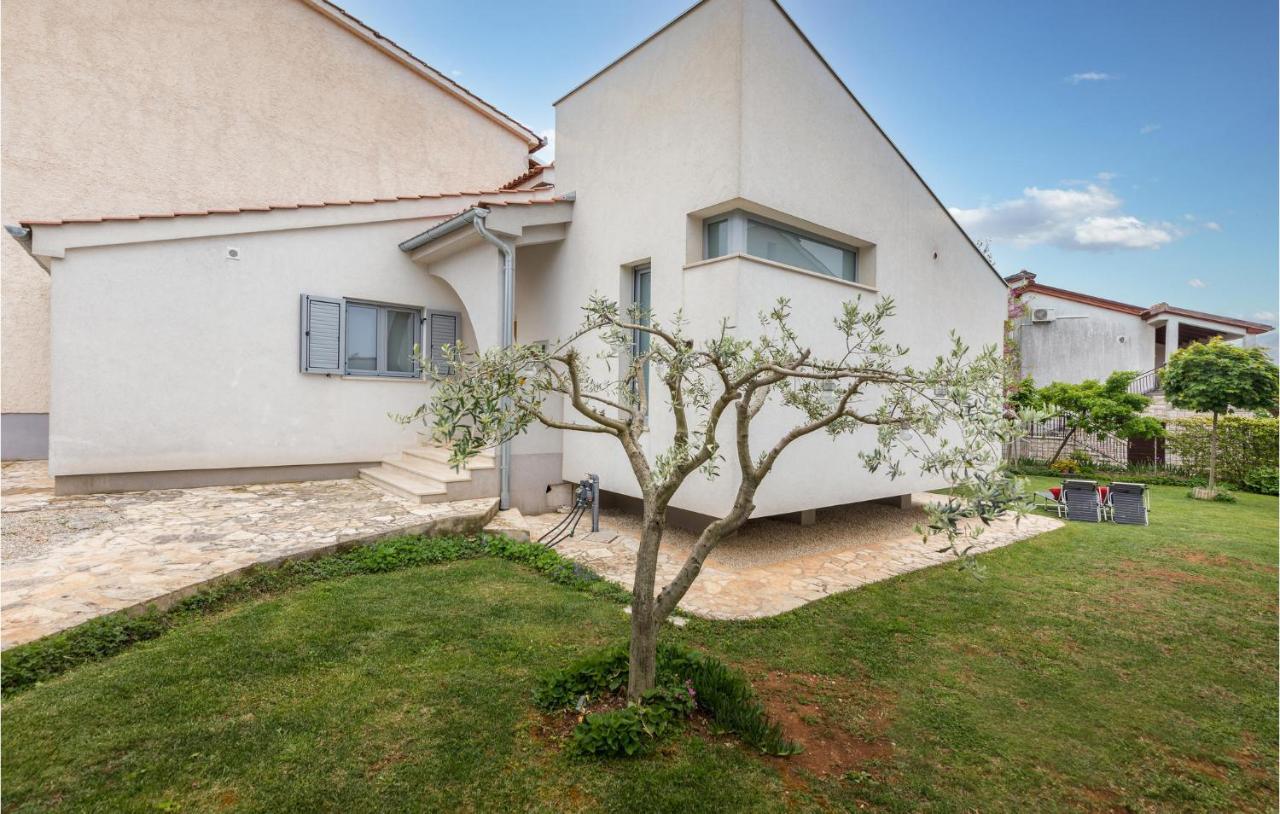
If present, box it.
[382,454,473,483]
[358,466,448,503]
[484,507,531,542]
[403,445,496,470]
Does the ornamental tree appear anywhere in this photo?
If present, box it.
[1014,371,1164,464]
[403,294,1041,700]
[1162,338,1279,494]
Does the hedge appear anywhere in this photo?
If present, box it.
[1166,415,1278,487]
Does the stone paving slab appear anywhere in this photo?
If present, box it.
[532,494,1062,620]
[1,461,497,649]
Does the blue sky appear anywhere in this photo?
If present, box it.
[340,0,1278,330]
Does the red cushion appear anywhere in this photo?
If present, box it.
[1050,487,1061,500]
[1099,486,1109,501]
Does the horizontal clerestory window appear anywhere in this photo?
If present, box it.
[703,211,858,283]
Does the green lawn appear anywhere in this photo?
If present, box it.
[3,478,1276,812]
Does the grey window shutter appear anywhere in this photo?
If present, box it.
[427,311,458,375]
[301,295,344,374]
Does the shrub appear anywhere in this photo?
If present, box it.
[1167,416,1279,487]
[1241,466,1279,496]
[1067,449,1096,473]
[536,642,801,757]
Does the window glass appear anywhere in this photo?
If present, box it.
[345,304,378,371]
[633,265,652,396]
[705,218,729,259]
[386,310,416,373]
[746,219,856,281]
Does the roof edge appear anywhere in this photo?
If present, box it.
[552,0,1005,286]
[1017,280,1274,334]
[304,0,542,150]
[1015,281,1147,316]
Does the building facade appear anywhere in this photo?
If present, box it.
[1,0,541,458]
[11,0,1007,524]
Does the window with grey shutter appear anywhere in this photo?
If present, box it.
[300,294,344,374]
[427,311,459,375]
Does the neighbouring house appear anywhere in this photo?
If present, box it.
[1006,270,1275,468]
[8,0,1007,523]
[1008,271,1273,397]
[0,0,544,460]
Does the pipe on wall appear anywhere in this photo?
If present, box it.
[472,209,515,511]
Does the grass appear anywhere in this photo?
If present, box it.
[2,477,1276,812]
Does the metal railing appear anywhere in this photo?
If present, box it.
[1127,365,1164,395]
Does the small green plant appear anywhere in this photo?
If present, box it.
[569,703,679,757]
[1241,466,1279,496]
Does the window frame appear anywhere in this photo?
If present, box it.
[343,298,424,379]
[630,263,652,398]
[703,210,858,283]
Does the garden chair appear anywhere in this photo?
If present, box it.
[1062,479,1104,522]
[1034,484,1067,517]
[1106,482,1150,526]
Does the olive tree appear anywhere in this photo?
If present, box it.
[1163,337,1279,495]
[403,294,1039,700]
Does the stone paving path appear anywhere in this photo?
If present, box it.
[1,461,496,649]
[531,494,1062,620]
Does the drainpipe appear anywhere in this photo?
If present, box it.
[472,208,515,511]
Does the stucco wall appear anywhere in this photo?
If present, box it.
[48,218,475,477]
[1,0,530,443]
[1016,292,1155,385]
[549,0,1005,517]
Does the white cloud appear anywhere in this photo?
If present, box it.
[1095,171,1117,182]
[1187,278,1207,288]
[1254,311,1276,321]
[1067,71,1112,84]
[1204,221,1222,232]
[1139,123,1161,135]
[451,69,463,77]
[949,183,1177,252]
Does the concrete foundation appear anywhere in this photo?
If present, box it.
[1,413,49,460]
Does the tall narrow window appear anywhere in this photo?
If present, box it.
[632,264,652,398]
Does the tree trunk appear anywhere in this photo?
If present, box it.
[626,513,666,701]
[627,601,657,701]
[1049,426,1077,465]
[1208,411,1219,494]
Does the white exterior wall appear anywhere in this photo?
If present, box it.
[549,0,1005,517]
[549,0,745,511]
[2,0,532,455]
[1016,292,1154,385]
[48,219,472,477]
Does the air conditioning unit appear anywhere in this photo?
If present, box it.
[1031,307,1057,323]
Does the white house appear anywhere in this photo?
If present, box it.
[1008,271,1273,393]
[10,0,1007,524]
[1,0,544,460]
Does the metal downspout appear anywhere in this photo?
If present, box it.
[472,209,515,511]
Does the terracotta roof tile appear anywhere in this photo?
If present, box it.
[17,186,555,228]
